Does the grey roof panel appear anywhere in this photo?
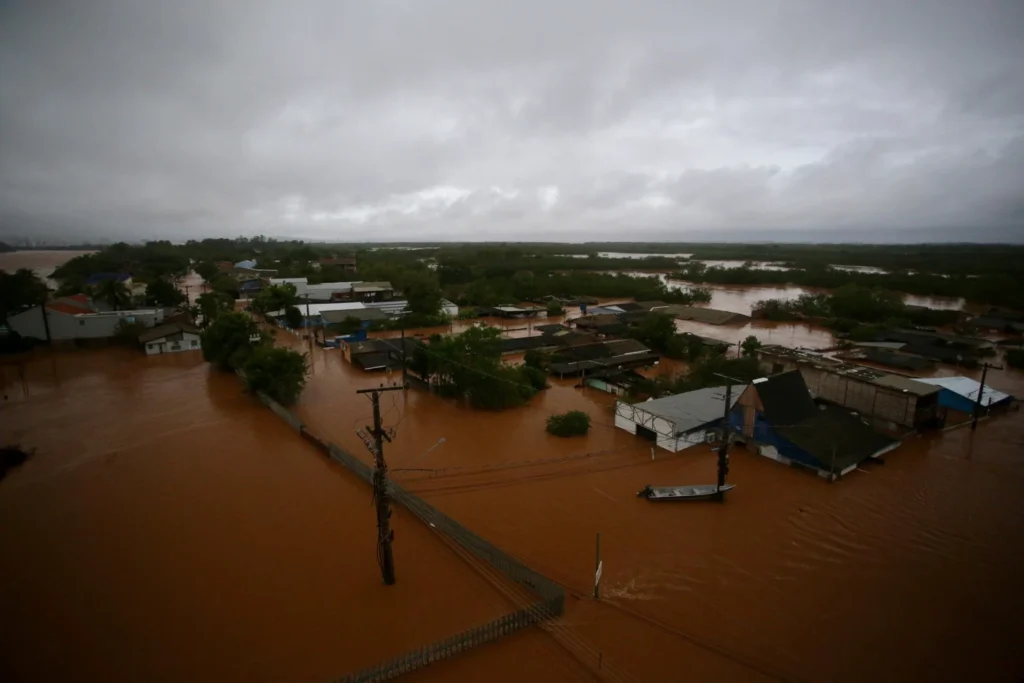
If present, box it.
[633,385,746,433]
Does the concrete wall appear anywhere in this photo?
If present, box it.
[9,307,165,341]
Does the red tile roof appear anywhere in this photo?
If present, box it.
[66,294,89,304]
[46,302,87,315]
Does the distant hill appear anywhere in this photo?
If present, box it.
[0,242,15,253]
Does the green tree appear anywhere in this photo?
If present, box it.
[252,283,299,315]
[94,279,131,310]
[209,275,240,299]
[242,346,309,404]
[1006,348,1024,369]
[200,312,261,370]
[740,335,763,357]
[196,291,234,328]
[145,279,186,308]
[545,301,565,316]
[194,261,220,282]
[630,313,677,353]
[0,269,48,321]
[523,349,550,370]
[284,306,304,329]
[402,271,443,316]
[546,410,591,437]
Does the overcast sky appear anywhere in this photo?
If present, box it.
[1,0,1022,243]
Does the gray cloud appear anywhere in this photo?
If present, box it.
[1,0,1022,243]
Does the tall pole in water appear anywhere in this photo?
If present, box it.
[356,384,406,585]
[971,362,1001,431]
[305,295,313,352]
[401,323,408,388]
[594,532,602,599]
[713,373,744,501]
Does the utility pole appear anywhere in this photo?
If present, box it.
[972,362,1002,431]
[305,295,313,353]
[400,323,408,388]
[356,384,406,585]
[594,532,602,599]
[713,373,743,500]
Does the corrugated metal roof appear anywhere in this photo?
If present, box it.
[870,375,939,396]
[915,377,1013,406]
[631,385,745,434]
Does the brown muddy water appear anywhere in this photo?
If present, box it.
[7,330,1016,682]
[3,305,1024,680]
[0,250,96,289]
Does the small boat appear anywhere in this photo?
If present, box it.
[636,484,735,501]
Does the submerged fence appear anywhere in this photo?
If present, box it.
[254,392,565,682]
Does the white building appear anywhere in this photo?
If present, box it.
[139,323,202,355]
[614,385,745,453]
[7,296,165,341]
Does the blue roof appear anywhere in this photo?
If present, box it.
[234,259,257,269]
[85,273,131,284]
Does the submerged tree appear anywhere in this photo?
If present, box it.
[145,279,186,308]
[196,291,234,328]
[94,279,131,311]
[242,346,309,405]
[546,410,591,437]
[740,335,763,357]
[200,312,261,370]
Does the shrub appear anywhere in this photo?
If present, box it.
[546,410,591,437]
[1005,348,1024,369]
[242,346,309,404]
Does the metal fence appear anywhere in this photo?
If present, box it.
[255,392,565,682]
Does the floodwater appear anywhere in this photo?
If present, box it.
[4,328,1022,682]
[0,250,95,288]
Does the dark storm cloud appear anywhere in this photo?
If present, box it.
[1,0,1022,242]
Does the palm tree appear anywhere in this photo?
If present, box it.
[95,279,131,311]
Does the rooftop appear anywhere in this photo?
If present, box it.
[632,385,745,434]
[139,322,200,344]
[915,376,1013,406]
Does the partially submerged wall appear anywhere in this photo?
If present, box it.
[252,391,565,682]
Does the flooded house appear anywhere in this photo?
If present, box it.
[6,295,164,342]
[661,305,750,325]
[548,338,659,377]
[915,376,1014,418]
[614,385,744,452]
[755,345,942,431]
[731,371,900,480]
[139,322,201,355]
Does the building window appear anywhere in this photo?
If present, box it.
[79,319,85,326]
[191,340,198,348]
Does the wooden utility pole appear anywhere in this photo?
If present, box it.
[972,362,1002,431]
[713,374,743,500]
[356,384,406,585]
[400,324,408,388]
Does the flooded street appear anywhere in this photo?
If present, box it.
[2,253,1024,682]
[2,330,1023,681]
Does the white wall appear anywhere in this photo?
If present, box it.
[8,307,164,341]
[614,401,710,453]
[145,332,201,355]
